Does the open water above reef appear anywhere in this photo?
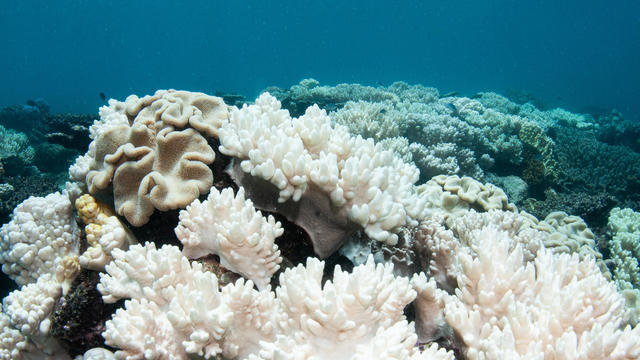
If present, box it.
[0,1,639,121]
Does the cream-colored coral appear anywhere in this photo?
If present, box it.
[75,194,136,271]
[608,207,640,325]
[85,90,228,226]
[416,175,516,226]
[175,186,283,290]
[525,211,606,274]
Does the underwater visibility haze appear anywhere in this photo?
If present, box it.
[1,1,640,359]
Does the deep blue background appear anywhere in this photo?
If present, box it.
[1,1,639,120]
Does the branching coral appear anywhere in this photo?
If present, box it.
[218,93,425,256]
[175,186,283,290]
[414,222,639,359]
[96,242,453,359]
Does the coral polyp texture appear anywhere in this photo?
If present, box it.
[0,84,639,359]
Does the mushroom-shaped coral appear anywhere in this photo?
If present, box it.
[84,90,228,226]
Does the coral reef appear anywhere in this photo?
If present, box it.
[1,86,639,359]
[607,207,640,325]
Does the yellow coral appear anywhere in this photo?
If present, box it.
[75,194,137,271]
[75,193,115,225]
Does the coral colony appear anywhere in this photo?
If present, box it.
[1,83,639,359]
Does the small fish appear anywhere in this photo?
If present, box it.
[99,92,106,102]
[446,102,456,112]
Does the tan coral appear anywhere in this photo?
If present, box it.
[416,175,516,226]
[85,90,228,226]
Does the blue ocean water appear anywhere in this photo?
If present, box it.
[1,1,639,120]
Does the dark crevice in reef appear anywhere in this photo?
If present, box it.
[51,269,121,357]
[128,209,182,248]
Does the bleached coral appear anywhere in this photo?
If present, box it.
[0,312,31,359]
[98,243,235,359]
[219,93,425,255]
[436,226,638,359]
[527,211,605,271]
[0,275,70,359]
[97,242,452,359]
[0,192,79,290]
[416,175,516,227]
[175,186,283,290]
[331,100,401,142]
[3,275,61,337]
[608,207,640,325]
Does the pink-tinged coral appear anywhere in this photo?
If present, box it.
[175,186,282,290]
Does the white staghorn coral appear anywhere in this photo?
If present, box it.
[175,186,283,290]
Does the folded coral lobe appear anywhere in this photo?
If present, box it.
[84,90,228,226]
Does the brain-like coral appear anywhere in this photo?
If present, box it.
[83,90,229,226]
